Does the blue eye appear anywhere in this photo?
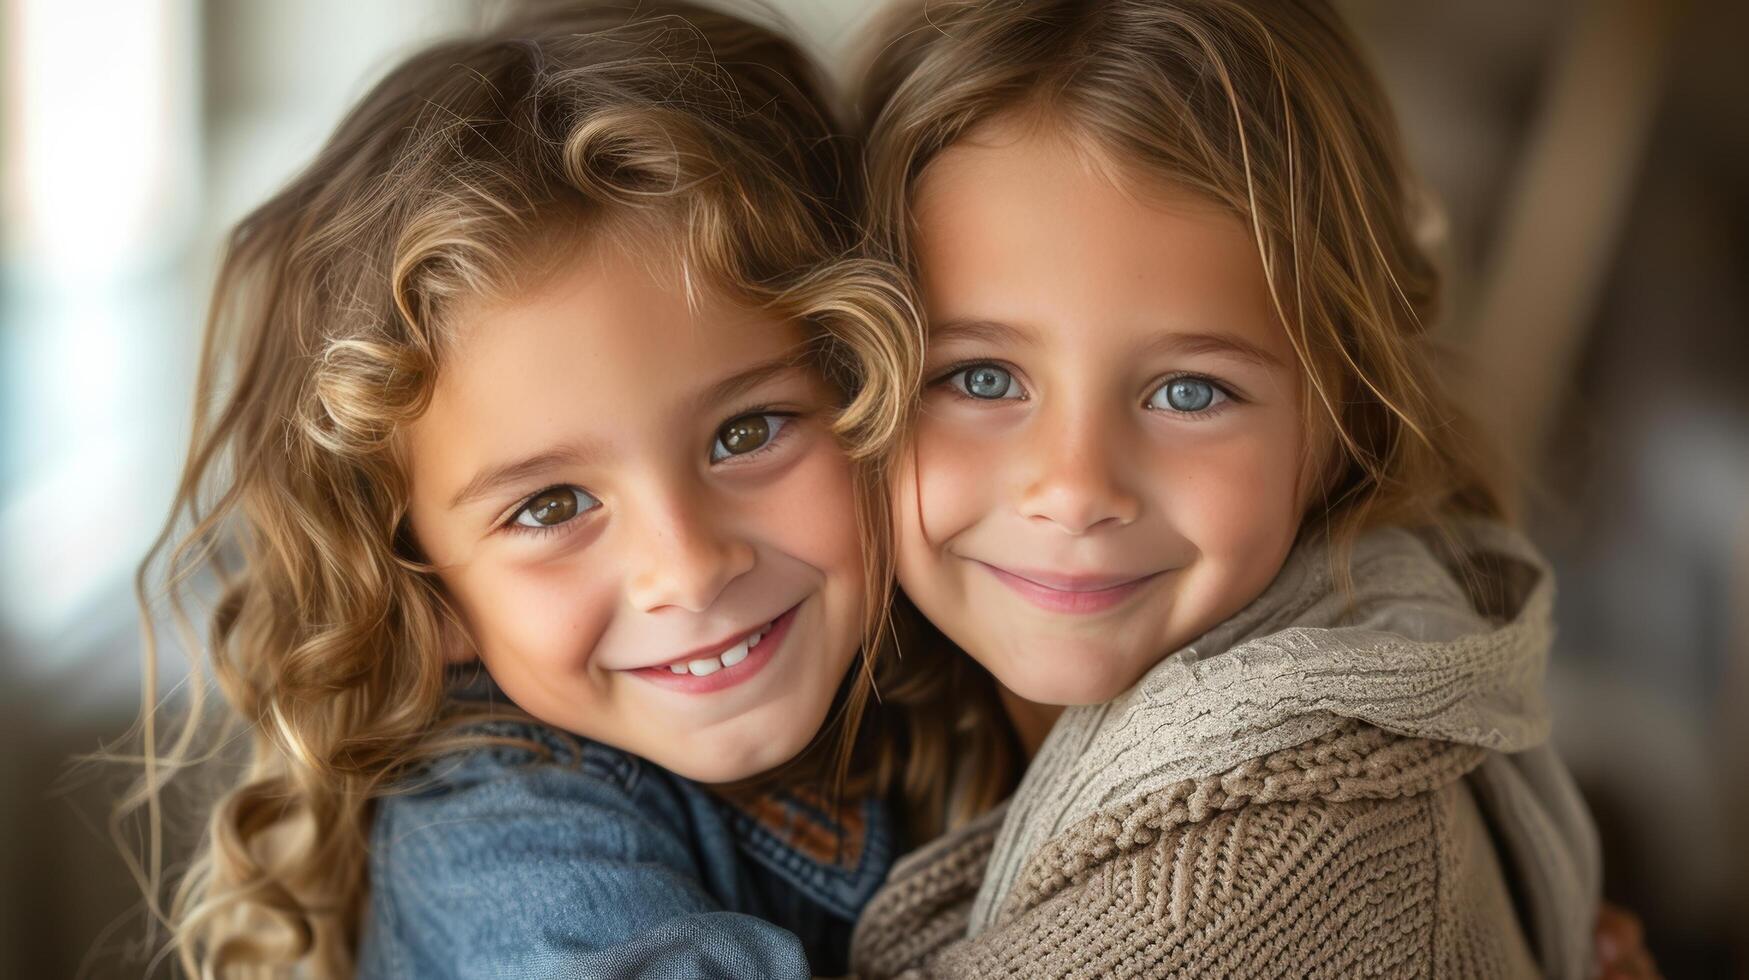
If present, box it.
[711,413,790,462]
[951,364,1023,400]
[1147,377,1224,413]
[512,487,598,528]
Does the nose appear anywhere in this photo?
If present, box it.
[624,487,755,613]
[1015,401,1141,535]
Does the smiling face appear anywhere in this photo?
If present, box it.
[896,119,1314,708]
[405,238,864,784]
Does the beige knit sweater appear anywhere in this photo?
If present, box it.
[852,523,1600,979]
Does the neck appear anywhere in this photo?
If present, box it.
[998,685,1065,760]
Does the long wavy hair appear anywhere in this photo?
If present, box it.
[855,0,1513,819]
[115,4,928,975]
[861,0,1510,546]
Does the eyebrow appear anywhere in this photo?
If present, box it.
[696,353,811,411]
[446,353,811,511]
[1145,331,1288,369]
[448,445,600,510]
[930,318,1284,370]
[928,318,1033,348]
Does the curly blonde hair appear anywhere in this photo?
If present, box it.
[118,4,925,975]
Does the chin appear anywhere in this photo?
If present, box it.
[659,716,815,785]
[995,642,1143,707]
[660,754,755,785]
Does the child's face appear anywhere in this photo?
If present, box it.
[406,241,864,783]
[896,120,1311,707]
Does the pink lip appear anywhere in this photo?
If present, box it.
[974,561,1160,614]
[645,618,773,670]
[627,604,799,694]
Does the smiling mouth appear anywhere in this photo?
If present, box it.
[972,560,1161,614]
[653,622,772,676]
[629,603,801,693]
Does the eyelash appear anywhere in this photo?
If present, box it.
[496,408,803,538]
[499,485,595,538]
[930,361,1241,417]
[1147,372,1242,419]
[710,407,802,466]
[930,359,1028,401]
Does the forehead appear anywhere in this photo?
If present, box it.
[470,237,792,355]
[421,243,807,449]
[910,120,1286,358]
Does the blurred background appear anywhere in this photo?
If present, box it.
[1,0,1743,976]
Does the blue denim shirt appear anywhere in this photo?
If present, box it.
[357,717,894,979]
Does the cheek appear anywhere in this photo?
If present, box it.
[901,412,1005,550]
[755,444,863,582]
[449,558,615,670]
[1153,420,1305,570]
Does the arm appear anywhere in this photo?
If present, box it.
[360,747,811,980]
[874,789,1538,980]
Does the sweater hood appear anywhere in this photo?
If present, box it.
[968,519,1601,977]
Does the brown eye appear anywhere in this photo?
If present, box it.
[711,414,788,462]
[512,487,595,528]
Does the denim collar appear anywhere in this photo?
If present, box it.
[445,666,891,920]
[715,784,894,921]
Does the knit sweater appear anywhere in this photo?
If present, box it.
[851,522,1599,979]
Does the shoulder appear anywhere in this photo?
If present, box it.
[360,718,776,977]
[1090,776,1535,978]
[1129,787,1455,933]
[369,716,703,874]
[1010,723,1488,903]
[365,717,719,934]
[908,728,1536,979]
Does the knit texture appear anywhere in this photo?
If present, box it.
[976,521,1556,923]
[851,724,1540,979]
[852,521,1599,979]
[850,802,1009,975]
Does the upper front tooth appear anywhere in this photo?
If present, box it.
[720,641,750,668]
[687,657,722,676]
[669,664,688,674]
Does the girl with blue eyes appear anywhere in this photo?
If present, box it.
[954,365,1221,413]
[114,5,960,978]
[848,0,1607,977]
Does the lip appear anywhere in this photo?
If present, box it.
[972,560,1160,614]
[627,603,800,694]
[645,618,775,670]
